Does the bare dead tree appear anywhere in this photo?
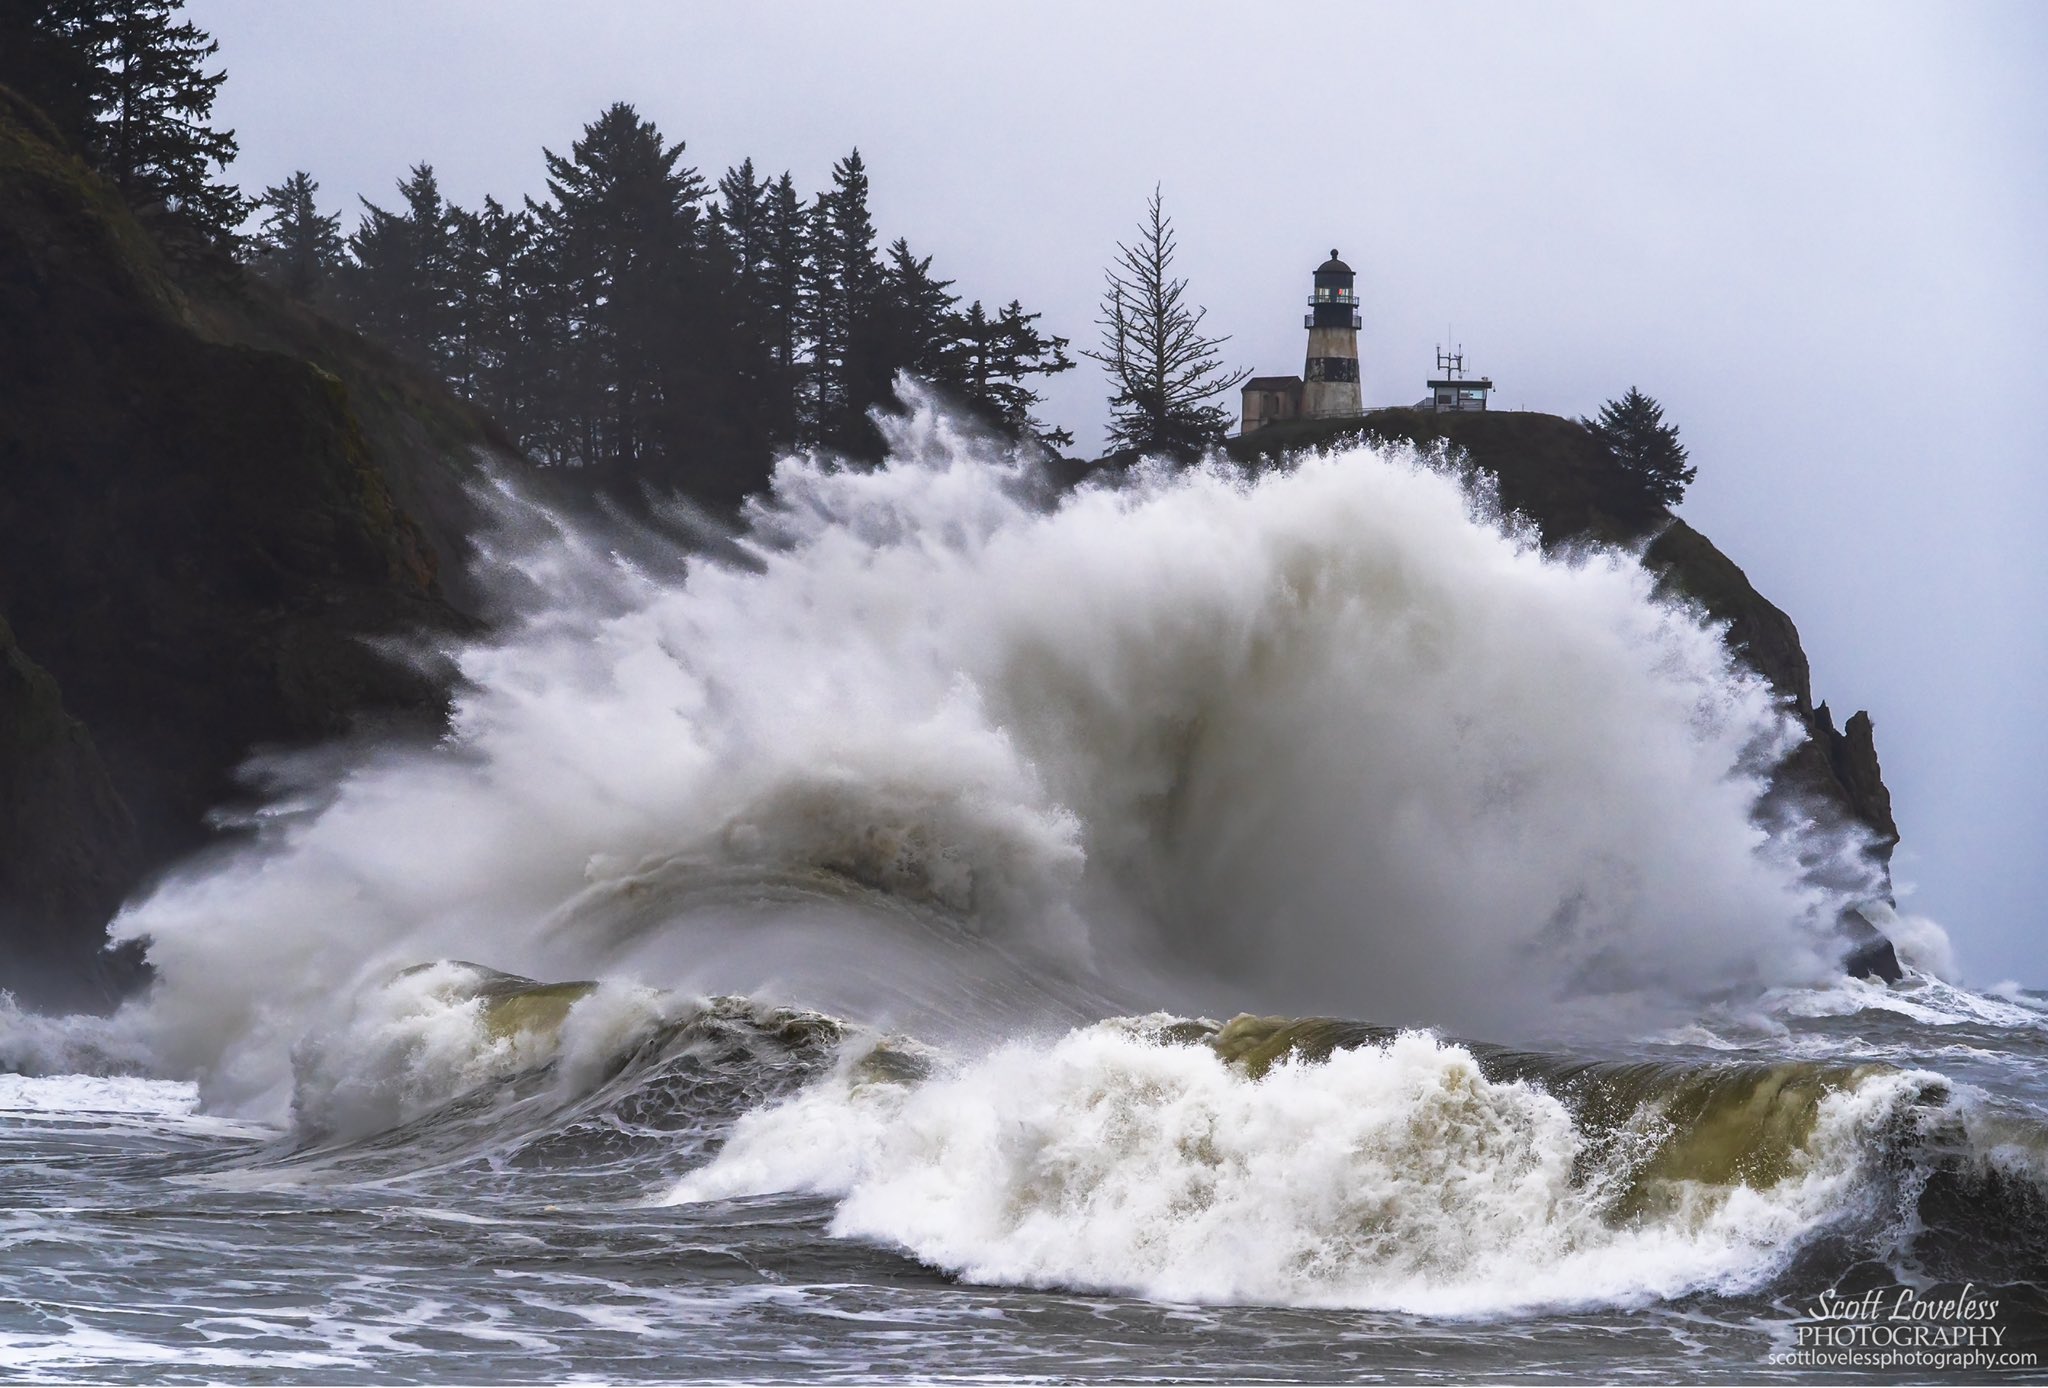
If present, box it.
[1085,185,1248,458]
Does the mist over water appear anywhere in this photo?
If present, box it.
[112,395,1882,1116]
[14,397,2048,1378]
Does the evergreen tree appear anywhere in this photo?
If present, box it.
[1,0,243,239]
[707,158,817,477]
[504,204,578,466]
[1583,387,1696,506]
[712,157,770,317]
[0,0,112,148]
[805,149,882,450]
[449,195,552,446]
[959,299,1074,448]
[531,101,709,473]
[249,171,342,301]
[341,185,414,353]
[1086,186,1247,458]
[872,238,961,388]
[760,172,807,377]
[97,0,244,238]
[343,163,458,374]
[707,169,813,452]
[958,299,1002,416]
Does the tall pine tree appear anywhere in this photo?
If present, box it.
[870,238,961,394]
[531,102,708,473]
[759,171,808,408]
[960,299,1074,449]
[1087,185,1247,458]
[249,171,342,301]
[1,0,244,240]
[805,149,882,452]
[97,0,244,238]
[712,158,770,323]
[704,158,794,480]
[343,164,459,375]
[449,195,548,445]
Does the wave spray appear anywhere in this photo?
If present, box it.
[112,397,1876,1114]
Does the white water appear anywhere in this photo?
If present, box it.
[0,1073,197,1118]
[668,1022,1930,1315]
[103,397,1896,1118]
[287,962,678,1139]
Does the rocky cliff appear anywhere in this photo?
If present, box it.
[0,89,517,1006]
[1227,410,1902,974]
[0,614,138,1003]
[0,79,1907,1001]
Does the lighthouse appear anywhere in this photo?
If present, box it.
[1239,249,1368,434]
[1302,249,1363,418]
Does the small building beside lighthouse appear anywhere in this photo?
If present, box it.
[1241,249,1367,434]
[1239,375,1303,429]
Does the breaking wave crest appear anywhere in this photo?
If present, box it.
[667,1013,2046,1315]
[24,945,2038,1321]
[100,395,1909,1116]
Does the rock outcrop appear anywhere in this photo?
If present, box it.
[0,87,517,1003]
[0,616,139,1006]
[1228,409,1904,976]
[1839,907,1905,984]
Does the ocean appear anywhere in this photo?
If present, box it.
[3,405,2042,1381]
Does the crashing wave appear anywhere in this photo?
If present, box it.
[669,1015,2044,1314]
[93,397,1926,1116]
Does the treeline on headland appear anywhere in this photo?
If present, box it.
[0,3,1905,1007]
[3,0,1711,514]
[4,1,1076,510]
[248,123,1075,508]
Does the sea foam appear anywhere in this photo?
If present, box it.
[668,1021,1930,1315]
[102,395,1900,1116]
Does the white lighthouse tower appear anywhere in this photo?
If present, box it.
[1302,249,1363,418]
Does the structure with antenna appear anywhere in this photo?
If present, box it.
[1423,343,1492,413]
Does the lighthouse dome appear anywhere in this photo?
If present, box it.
[1316,249,1352,275]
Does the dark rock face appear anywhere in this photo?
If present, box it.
[1840,908,1905,984]
[0,89,514,1004]
[1638,525,1898,887]
[1822,708,1898,854]
[0,616,141,1006]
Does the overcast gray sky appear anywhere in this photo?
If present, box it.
[190,0,2048,983]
